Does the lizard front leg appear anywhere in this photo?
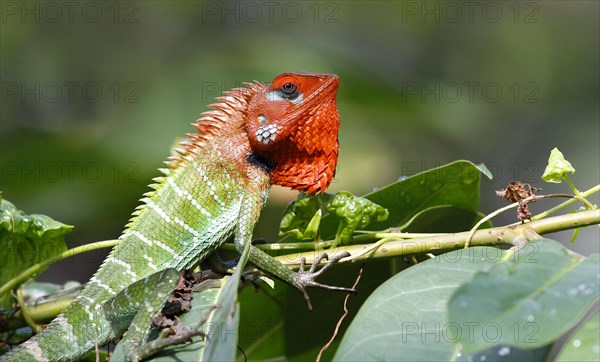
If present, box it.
[234,190,355,311]
[103,268,183,362]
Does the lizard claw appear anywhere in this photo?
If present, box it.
[294,251,356,310]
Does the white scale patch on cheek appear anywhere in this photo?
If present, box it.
[256,123,280,145]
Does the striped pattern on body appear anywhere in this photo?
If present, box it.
[2,155,266,361]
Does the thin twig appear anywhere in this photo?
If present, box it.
[1,240,118,297]
[463,198,532,249]
[316,264,364,362]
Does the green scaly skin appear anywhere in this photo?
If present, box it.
[1,75,353,362]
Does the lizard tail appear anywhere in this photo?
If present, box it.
[1,304,110,362]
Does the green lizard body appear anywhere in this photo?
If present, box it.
[1,73,351,361]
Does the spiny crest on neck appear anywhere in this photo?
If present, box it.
[164,81,263,171]
[145,73,340,197]
[123,81,264,231]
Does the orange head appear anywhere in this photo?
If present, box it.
[246,73,340,194]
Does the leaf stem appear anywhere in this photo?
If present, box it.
[565,175,581,196]
[16,288,42,333]
[463,201,521,249]
[532,184,599,220]
[0,240,118,298]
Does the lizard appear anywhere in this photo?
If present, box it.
[1,72,355,361]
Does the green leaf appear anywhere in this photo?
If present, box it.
[237,280,287,361]
[1,282,80,332]
[334,240,599,361]
[153,287,223,361]
[334,247,499,361]
[556,310,600,361]
[320,161,490,239]
[21,281,77,301]
[475,162,493,180]
[542,147,576,183]
[110,286,222,361]
[456,344,551,362]
[279,193,322,241]
[448,239,599,354]
[80,350,109,362]
[279,191,389,244]
[200,242,251,362]
[0,195,73,309]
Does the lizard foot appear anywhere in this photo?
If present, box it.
[131,304,219,361]
[294,251,356,311]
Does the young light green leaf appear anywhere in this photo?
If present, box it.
[279,191,388,244]
[0,195,73,309]
[324,191,389,245]
[542,147,576,183]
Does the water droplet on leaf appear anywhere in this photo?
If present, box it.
[577,282,593,295]
[498,347,510,357]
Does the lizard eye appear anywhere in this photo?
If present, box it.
[279,82,299,100]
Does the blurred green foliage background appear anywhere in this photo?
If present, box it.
[1,1,598,282]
